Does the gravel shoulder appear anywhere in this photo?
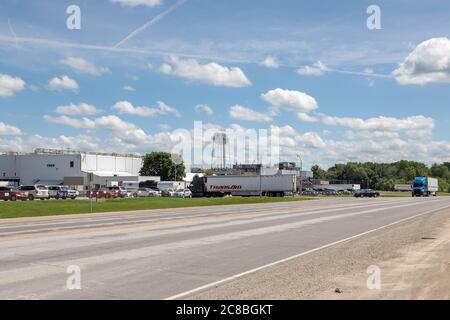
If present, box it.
[188,208,450,300]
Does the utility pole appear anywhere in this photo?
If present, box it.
[297,154,303,197]
[259,164,263,197]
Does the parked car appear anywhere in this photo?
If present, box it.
[47,185,61,198]
[0,186,28,201]
[88,189,119,199]
[18,185,50,200]
[56,186,79,200]
[354,189,380,198]
[107,186,130,198]
[175,189,193,198]
[148,188,162,197]
[134,188,152,197]
[161,188,176,197]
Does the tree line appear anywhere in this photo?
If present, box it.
[311,161,450,192]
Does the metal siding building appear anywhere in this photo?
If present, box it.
[0,149,143,187]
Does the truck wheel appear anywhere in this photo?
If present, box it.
[28,194,34,201]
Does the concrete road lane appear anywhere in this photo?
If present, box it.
[1,197,449,299]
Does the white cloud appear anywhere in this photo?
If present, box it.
[48,75,79,92]
[229,105,273,122]
[159,56,252,88]
[0,74,26,97]
[122,85,136,92]
[0,122,22,136]
[55,103,102,116]
[319,114,434,135]
[297,112,318,122]
[261,55,279,69]
[44,114,142,132]
[28,134,100,152]
[296,61,328,76]
[110,0,162,8]
[393,37,450,85]
[113,101,180,118]
[60,57,110,76]
[261,88,318,115]
[43,115,95,129]
[194,104,214,116]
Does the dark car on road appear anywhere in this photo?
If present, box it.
[354,189,380,198]
[0,186,28,201]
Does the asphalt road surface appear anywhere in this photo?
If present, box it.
[1,197,450,300]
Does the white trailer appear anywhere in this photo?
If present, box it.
[203,175,297,197]
[412,177,438,197]
[394,184,412,192]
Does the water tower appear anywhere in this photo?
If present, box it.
[212,132,228,169]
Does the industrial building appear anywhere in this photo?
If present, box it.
[0,149,153,189]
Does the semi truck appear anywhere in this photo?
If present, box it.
[189,175,297,197]
[412,177,438,197]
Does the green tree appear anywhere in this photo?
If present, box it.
[139,152,186,181]
[311,165,327,179]
[203,169,214,177]
[431,164,450,179]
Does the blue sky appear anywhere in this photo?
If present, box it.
[1,0,450,169]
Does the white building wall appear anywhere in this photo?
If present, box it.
[81,153,142,175]
[1,152,144,186]
[5,154,83,185]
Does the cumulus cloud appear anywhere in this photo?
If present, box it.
[55,103,102,116]
[159,56,252,88]
[60,57,110,76]
[113,101,180,117]
[229,105,273,122]
[43,115,95,129]
[48,75,79,92]
[0,74,26,97]
[261,88,318,115]
[28,134,100,152]
[296,61,328,76]
[266,126,450,168]
[319,114,434,134]
[43,114,142,132]
[110,0,162,7]
[0,122,22,136]
[194,104,214,116]
[393,37,450,84]
[261,56,279,69]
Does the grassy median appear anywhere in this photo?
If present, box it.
[0,196,316,219]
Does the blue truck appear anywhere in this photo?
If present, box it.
[412,177,438,197]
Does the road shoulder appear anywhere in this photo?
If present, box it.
[187,208,450,300]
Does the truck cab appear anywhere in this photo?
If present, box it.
[412,177,438,197]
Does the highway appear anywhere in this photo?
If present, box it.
[1,197,450,299]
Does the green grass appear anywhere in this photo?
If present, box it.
[0,196,315,219]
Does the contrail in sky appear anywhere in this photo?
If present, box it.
[114,0,188,48]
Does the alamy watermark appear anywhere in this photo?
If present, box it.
[366,265,381,290]
[367,5,381,30]
[66,265,81,290]
[66,5,81,30]
[170,121,281,168]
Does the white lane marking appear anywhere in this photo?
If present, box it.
[0,200,434,283]
[165,203,450,300]
[0,198,424,236]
